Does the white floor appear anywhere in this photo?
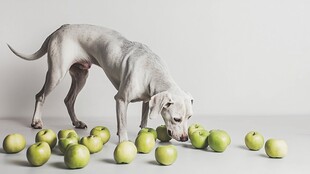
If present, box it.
[0,115,309,174]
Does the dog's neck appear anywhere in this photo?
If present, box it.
[148,73,182,97]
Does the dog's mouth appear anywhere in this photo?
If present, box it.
[168,129,188,142]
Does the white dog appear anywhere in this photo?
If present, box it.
[8,24,194,142]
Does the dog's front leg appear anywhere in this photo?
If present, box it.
[140,102,149,128]
[115,96,129,143]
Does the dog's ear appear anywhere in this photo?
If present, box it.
[149,91,173,119]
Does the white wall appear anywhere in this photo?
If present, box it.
[0,0,309,119]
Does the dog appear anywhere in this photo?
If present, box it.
[8,24,194,142]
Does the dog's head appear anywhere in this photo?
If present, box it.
[149,91,194,142]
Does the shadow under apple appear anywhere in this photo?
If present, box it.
[9,159,31,167]
[259,153,270,158]
[236,145,249,150]
[146,160,160,166]
[51,145,64,156]
[49,161,67,169]
[101,158,115,164]
[0,148,6,154]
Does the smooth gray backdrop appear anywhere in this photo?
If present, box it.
[1,0,309,119]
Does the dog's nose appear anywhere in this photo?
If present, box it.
[180,135,188,142]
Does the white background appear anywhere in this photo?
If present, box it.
[1,0,310,120]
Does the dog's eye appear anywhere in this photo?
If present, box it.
[188,115,192,119]
[173,118,182,122]
[165,102,173,108]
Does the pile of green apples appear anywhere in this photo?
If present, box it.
[114,125,177,166]
[2,123,288,169]
[1,124,178,168]
[188,123,288,158]
[188,123,231,152]
[2,126,111,169]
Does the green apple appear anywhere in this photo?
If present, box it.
[245,131,264,151]
[188,123,205,140]
[35,129,57,149]
[208,130,231,152]
[265,139,288,158]
[64,144,90,169]
[210,129,231,144]
[138,127,157,140]
[135,132,156,153]
[58,129,79,140]
[58,137,79,154]
[113,141,137,164]
[26,142,51,166]
[80,135,103,154]
[90,126,110,145]
[3,133,26,153]
[190,130,210,149]
[156,125,172,142]
[155,145,178,166]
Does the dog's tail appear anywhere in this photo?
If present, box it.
[7,34,52,61]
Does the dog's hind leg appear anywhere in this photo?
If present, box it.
[31,41,72,129]
[31,66,68,129]
[64,64,89,129]
[31,77,47,129]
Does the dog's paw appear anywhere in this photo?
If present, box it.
[31,120,43,129]
[73,121,87,129]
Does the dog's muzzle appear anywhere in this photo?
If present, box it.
[168,129,188,142]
